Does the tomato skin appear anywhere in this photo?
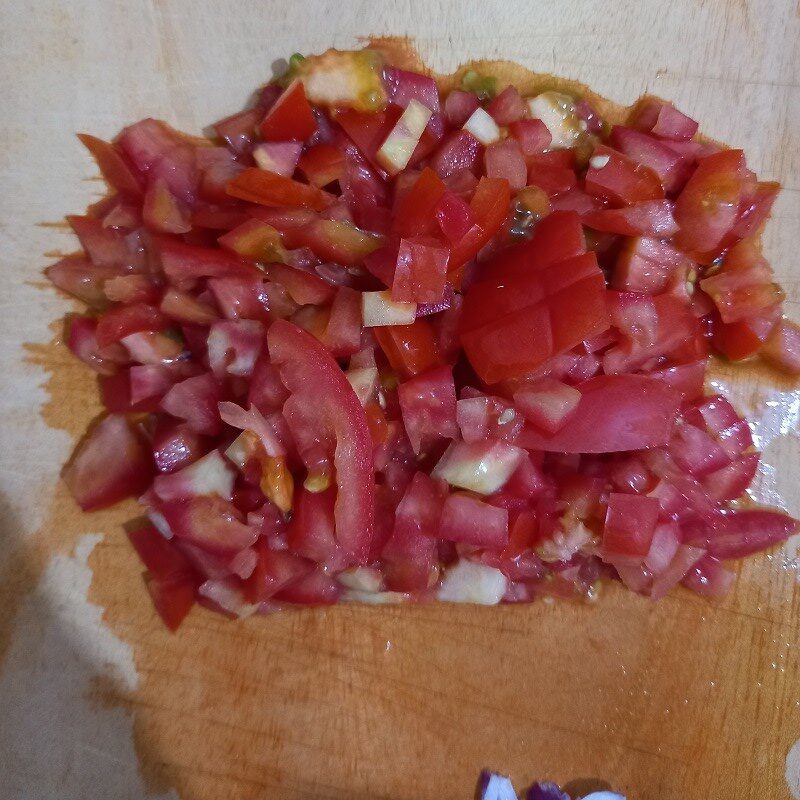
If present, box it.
[226,168,335,211]
[398,365,458,454]
[518,375,682,453]
[585,145,665,206]
[460,211,608,383]
[382,472,446,591]
[392,167,446,237]
[583,200,678,237]
[392,236,449,304]
[374,319,443,377]
[448,177,511,272]
[603,493,660,558]
[268,320,374,565]
[63,415,154,511]
[258,81,317,142]
[77,133,143,197]
[95,303,167,348]
[297,143,346,187]
[673,149,745,254]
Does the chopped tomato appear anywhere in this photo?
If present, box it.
[674,149,745,254]
[226,168,334,210]
[268,320,374,564]
[374,319,443,377]
[258,81,317,141]
[53,48,797,620]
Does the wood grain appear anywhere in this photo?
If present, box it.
[1,2,799,799]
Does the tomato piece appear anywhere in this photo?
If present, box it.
[156,236,259,286]
[460,213,608,383]
[585,145,664,206]
[701,265,783,324]
[77,133,143,197]
[712,306,781,361]
[435,191,475,243]
[46,255,117,309]
[63,415,153,511]
[613,236,691,294]
[603,493,660,559]
[485,139,527,190]
[266,263,335,306]
[583,200,678,237]
[631,98,699,141]
[268,320,374,564]
[518,375,682,453]
[439,493,509,549]
[703,510,798,559]
[761,318,800,374]
[297,143,346,187]
[244,539,314,603]
[258,81,317,141]
[392,236,449,304]
[302,218,382,266]
[335,105,403,173]
[160,373,224,436]
[674,149,745,253]
[608,126,690,193]
[431,130,482,179]
[374,319,443,377]
[392,167,447,237]
[382,472,446,591]
[513,379,582,434]
[95,303,167,348]
[226,168,334,211]
[159,496,258,554]
[398,365,458,454]
[448,177,511,272]
[732,180,780,239]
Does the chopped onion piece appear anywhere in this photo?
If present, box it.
[527,92,583,149]
[345,366,379,406]
[433,439,524,495]
[299,48,387,112]
[362,290,417,327]
[377,99,433,173]
[437,559,507,604]
[463,107,501,145]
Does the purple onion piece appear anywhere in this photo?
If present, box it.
[526,782,571,800]
[477,770,519,800]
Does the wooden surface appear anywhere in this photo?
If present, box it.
[1,2,800,799]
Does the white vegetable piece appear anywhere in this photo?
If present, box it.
[377,99,433,173]
[225,431,255,470]
[480,773,519,800]
[147,509,174,539]
[362,290,417,327]
[345,366,380,406]
[437,559,508,605]
[463,106,501,145]
[153,450,236,501]
[527,91,583,149]
[337,567,383,592]
[432,439,524,495]
[581,793,626,800]
[298,49,387,112]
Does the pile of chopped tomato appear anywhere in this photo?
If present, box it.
[49,48,800,629]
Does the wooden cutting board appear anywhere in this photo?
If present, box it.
[1,2,799,799]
